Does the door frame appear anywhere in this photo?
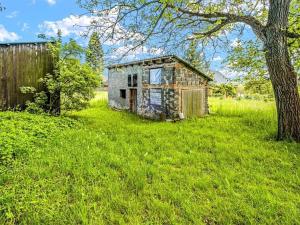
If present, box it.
[129,89,137,113]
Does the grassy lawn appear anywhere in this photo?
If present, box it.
[0,93,299,224]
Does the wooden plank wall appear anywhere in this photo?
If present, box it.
[0,42,54,110]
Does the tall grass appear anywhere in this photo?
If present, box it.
[0,94,299,224]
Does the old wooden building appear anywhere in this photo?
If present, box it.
[0,41,55,110]
[108,55,212,120]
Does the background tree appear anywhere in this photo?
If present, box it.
[86,32,104,76]
[184,40,214,78]
[225,1,299,97]
[79,0,300,141]
[184,40,209,72]
[225,40,274,98]
[212,83,236,98]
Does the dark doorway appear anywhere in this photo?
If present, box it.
[129,89,137,113]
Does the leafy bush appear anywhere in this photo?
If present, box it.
[22,38,100,115]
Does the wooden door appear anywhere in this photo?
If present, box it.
[182,89,205,118]
[129,89,137,113]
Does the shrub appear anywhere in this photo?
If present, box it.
[21,38,100,115]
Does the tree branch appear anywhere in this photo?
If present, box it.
[165,3,266,40]
[193,19,231,37]
[285,31,300,38]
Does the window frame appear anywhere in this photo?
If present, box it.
[128,74,132,87]
[149,88,162,106]
[132,74,138,87]
[149,67,162,85]
[120,89,126,99]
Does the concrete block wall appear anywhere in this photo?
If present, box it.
[108,65,143,110]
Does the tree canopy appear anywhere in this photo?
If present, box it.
[78,0,299,57]
[86,32,104,75]
[184,40,210,74]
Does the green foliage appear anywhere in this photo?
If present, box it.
[61,39,85,60]
[226,40,267,77]
[26,37,100,114]
[19,86,36,94]
[211,83,236,98]
[244,78,273,97]
[289,0,300,74]
[225,1,300,89]
[58,60,99,111]
[86,32,104,76]
[0,112,77,167]
[225,40,276,97]
[0,94,299,224]
[184,40,213,77]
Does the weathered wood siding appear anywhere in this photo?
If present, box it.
[182,89,206,118]
[175,62,209,117]
[0,42,54,109]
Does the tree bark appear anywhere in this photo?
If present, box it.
[264,0,300,141]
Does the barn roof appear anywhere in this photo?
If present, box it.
[107,55,213,81]
[0,41,55,46]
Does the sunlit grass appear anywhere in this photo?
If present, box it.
[0,93,299,224]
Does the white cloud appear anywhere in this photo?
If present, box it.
[21,23,30,32]
[47,0,56,5]
[39,11,143,45]
[6,11,18,19]
[0,25,20,42]
[39,10,162,60]
[220,67,246,79]
[39,15,91,37]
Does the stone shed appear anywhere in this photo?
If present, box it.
[107,55,212,120]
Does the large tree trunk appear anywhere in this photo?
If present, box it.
[264,0,300,141]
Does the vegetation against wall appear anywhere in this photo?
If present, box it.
[24,35,100,114]
[0,42,55,110]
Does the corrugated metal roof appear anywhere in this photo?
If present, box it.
[107,55,212,81]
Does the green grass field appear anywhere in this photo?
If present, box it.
[0,93,299,224]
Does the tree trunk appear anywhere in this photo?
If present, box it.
[265,43,300,141]
[264,0,300,141]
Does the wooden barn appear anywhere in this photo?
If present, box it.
[108,55,212,120]
[0,41,55,110]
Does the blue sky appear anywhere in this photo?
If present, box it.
[0,0,83,42]
[0,0,257,78]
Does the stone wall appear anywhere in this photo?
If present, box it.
[174,62,209,115]
[138,62,177,119]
